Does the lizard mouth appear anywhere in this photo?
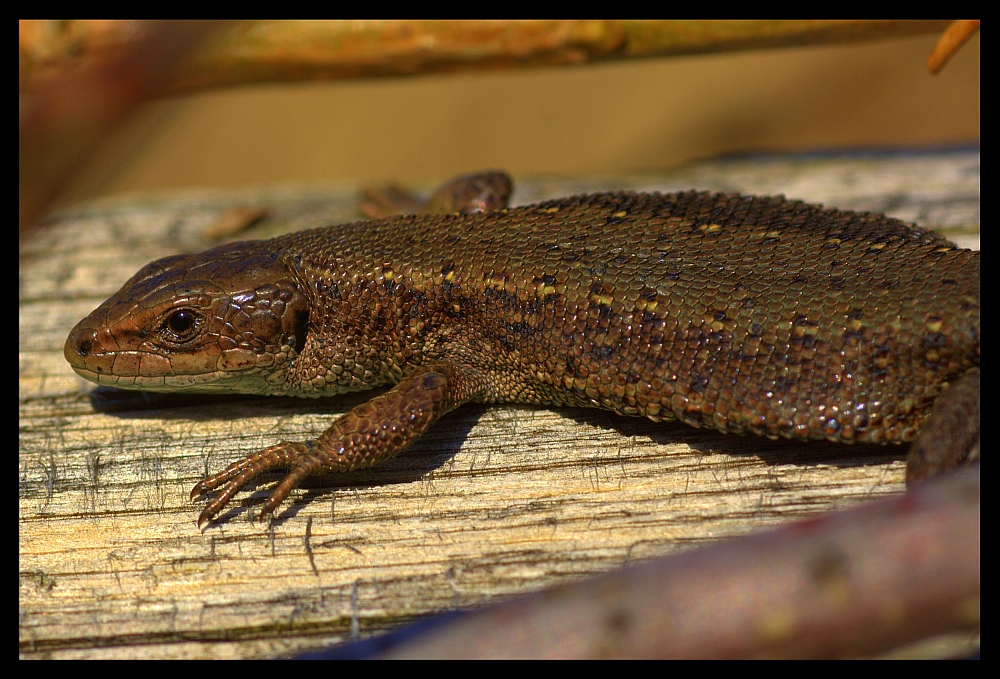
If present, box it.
[65,333,292,395]
[68,363,236,391]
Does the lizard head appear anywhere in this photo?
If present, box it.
[65,241,310,395]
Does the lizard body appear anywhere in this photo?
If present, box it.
[65,174,980,526]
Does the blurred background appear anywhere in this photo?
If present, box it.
[57,28,978,202]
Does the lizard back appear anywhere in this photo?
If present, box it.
[271,190,979,445]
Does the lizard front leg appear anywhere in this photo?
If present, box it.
[191,361,479,526]
[360,170,512,218]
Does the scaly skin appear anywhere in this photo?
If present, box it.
[65,174,980,526]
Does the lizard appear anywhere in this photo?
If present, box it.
[64,172,980,527]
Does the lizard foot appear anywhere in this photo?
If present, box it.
[191,441,322,527]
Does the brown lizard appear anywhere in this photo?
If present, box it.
[64,172,980,527]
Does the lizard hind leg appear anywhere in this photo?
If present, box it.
[906,368,980,485]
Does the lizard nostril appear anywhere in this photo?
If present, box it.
[77,339,92,356]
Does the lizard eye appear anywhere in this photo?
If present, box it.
[162,308,200,340]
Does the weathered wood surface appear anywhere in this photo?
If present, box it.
[19,149,979,659]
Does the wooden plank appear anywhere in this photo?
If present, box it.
[18,149,979,659]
